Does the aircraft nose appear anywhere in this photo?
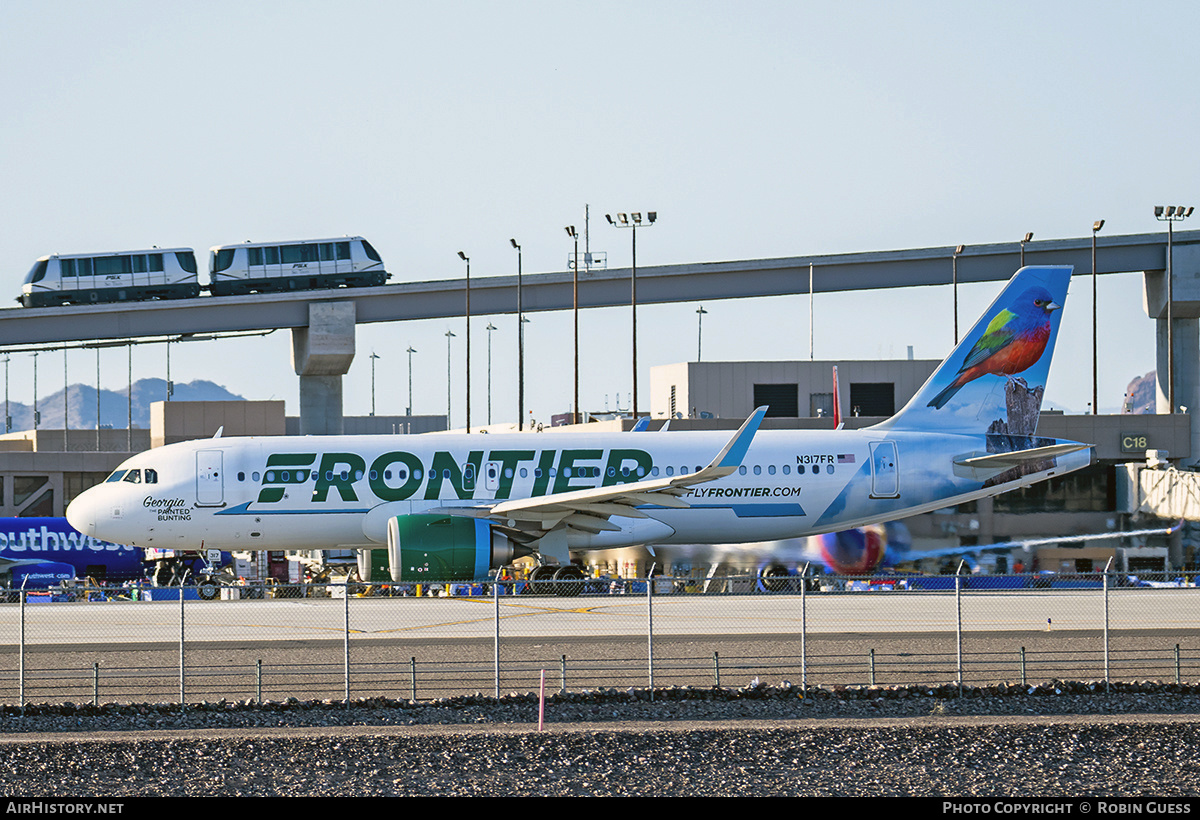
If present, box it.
[66,487,101,536]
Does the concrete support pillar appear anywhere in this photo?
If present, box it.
[1145,244,1200,464]
[291,302,356,435]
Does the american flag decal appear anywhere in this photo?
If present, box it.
[838,454,855,463]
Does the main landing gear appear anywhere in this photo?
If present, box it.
[527,564,585,597]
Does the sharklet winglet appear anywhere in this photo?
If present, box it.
[713,406,767,472]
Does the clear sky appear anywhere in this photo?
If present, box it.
[2,1,1196,425]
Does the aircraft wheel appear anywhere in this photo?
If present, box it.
[528,565,556,595]
[760,565,795,593]
[552,566,585,597]
[197,580,220,600]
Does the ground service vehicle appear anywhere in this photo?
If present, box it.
[208,236,387,296]
[19,248,201,307]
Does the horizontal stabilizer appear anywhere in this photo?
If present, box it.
[953,442,1090,471]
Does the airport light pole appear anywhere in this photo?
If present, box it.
[951,245,965,344]
[445,330,456,428]
[1019,232,1033,268]
[486,323,497,426]
[606,211,657,417]
[458,251,471,430]
[95,349,100,451]
[369,351,380,417]
[1155,206,1194,413]
[565,226,580,424]
[1092,220,1105,415]
[406,346,417,418]
[510,239,525,431]
[63,348,68,451]
[4,355,10,434]
[696,305,708,362]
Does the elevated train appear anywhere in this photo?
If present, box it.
[18,236,387,307]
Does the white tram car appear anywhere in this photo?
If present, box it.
[19,248,201,307]
[208,236,387,296]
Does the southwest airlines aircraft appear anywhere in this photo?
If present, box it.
[67,266,1092,593]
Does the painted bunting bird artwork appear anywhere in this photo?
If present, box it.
[927,286,1060,410]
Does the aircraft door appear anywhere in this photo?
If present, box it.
[869,441,899,498]
[196,449,225,506]
[482,461,502,497]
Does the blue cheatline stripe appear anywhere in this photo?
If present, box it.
[474,518,490,580]
[638,502,806,518]
[215,502,371,515]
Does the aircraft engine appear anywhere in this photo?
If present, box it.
[386,514,523,583]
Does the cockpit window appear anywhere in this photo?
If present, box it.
[105,470,127,483]
[144,469,158,484]
[122,469,142,484]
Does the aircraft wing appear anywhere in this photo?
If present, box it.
[904,520,1184,562]
[435,407,767,537]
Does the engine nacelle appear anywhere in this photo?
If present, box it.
[386,514,516,583]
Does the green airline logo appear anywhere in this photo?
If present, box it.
[255,448,654,505]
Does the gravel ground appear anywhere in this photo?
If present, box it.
[3,681,1200,796]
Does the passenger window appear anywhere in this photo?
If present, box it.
[768,465,776,475]
[753,465,761,475]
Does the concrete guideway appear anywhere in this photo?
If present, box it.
[1,229,1194,434]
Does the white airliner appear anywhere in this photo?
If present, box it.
[66,265,1092,594]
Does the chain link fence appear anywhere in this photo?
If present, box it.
[1,568,1198,705]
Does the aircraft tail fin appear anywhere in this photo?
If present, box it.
[878,265,1072,434]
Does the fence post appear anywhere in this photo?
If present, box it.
[1020,647,1026,686]
[1177,644,1182,685]
[410,656,417,701]
[343,581,351,707]
[713,651,720,689]
[869,648,876,686]
[560,654,566,695]
[179,574,186,711]
[955,560,965,696]
[18,586,25,712]
[256,659,262,704]
[1103,557,1113,693]
[647,573,654,699]
[93,662,99,706]
[493,576,500,699]
[801,562,809,694]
